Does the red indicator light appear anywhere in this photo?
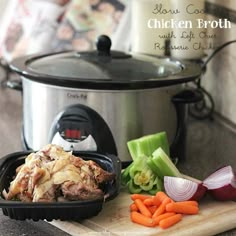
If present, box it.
[71,130,77,139]
[76,130,81,139]
[65,129,71,138]
[65,129,81,139]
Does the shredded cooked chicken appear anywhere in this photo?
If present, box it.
[3,144,115,202]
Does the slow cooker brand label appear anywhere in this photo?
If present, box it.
[67,92,87,100]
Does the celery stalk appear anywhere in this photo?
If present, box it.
[127,155,157,193]
[127,132,170,160]
[146,157,164,179]
[152,147,182,178]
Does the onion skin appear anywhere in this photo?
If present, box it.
[207,185,236,201]
[190,184,207,201]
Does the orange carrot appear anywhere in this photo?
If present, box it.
[131,194,151,201]
[153,195,161,207]
[152,203,166,218]
[159,214,182,229]
[130,203,138,212]
[153,212,176,226]
[175,201,199,207]
[152,198,172,218]
[130,211,155,227]
[166,202,199,215]
[134,199,152,217]
[143,197,154,206]
[148,205,158,214]
[155,191,172,203]
[129,192,199,229]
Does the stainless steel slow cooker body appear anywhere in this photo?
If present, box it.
[22,78,181,162]
[10,36,203,164]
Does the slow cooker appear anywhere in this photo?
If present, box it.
[9,35,202,166]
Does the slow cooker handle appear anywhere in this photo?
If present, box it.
[171,89,203,160]
[96,35,112,56]
[5,79,22,91]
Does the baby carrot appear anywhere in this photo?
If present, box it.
[155,191,172,203]
[166,202,199,215]
[153,212,176,226]
[152,203,166,218]
[152,198,172,218]
[153,195,161,207]
[130,203,138,212]
[131,194,151,201]
[130,211,155,227]
[159,214,182,229]
[148,205,157,214]
[134,199,152,217]
[175,201,198,207]
[143,197,154,206]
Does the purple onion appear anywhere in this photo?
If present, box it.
[203,166,236,201]
[164,176,207,201]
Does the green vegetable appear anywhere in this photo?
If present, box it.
[148,177,164,195]
[156,177,164,191]
[121,131,181,194]
[127,132,170,160]
[148,188,159,195]
[152,147,182,178]
[122,155,163,194]
[146,157,164,178]
[128,156,157,193]
[128,179,142,194]
[121,162,133,186]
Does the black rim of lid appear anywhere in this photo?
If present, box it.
[10,51,202,90]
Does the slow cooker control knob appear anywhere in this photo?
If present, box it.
[96,35,112,56]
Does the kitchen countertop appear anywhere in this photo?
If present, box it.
[1,84,236,235]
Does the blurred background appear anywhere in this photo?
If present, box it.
[0,0,127,60]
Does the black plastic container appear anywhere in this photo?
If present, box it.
[0,151,121,221]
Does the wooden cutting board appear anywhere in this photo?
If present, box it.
[50,189,236,236]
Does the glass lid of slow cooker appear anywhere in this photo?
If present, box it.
[11,35,202,89]
[27,51,183,81]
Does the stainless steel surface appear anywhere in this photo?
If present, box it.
[22,77,181,162]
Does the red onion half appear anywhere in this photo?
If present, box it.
[164,176,207,201]
[203,166,236,201]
